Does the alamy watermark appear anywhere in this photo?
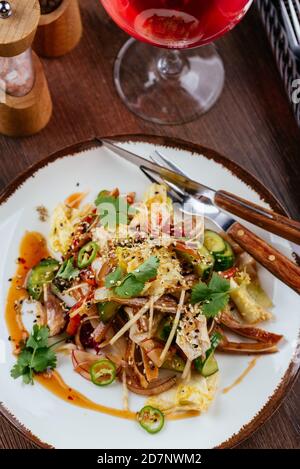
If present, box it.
[291,79,300,104]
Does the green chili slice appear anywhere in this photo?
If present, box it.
[137,406,164,434]
[90,359,116,386]
[78,242,98,268]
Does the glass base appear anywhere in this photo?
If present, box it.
[114,38,225,125]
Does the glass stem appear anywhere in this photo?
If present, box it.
[157,50,184,78]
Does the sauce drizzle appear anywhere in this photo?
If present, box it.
[6,232,198,422]
[222,357,259,394]
[5,232,136,420]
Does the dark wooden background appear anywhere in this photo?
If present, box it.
[0,0,299,449]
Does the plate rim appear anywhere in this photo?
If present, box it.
[0,133,299,449]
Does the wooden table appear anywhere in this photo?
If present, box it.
[0,1,299,449]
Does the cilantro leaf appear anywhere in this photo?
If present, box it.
[105,256,160,299]
[132,256,159,283]
[105,266,124,288]
[10,326,57,385]
[94,190,110,206]
[56,257,80,281]
[202,292,229,317]
[209,273,230,293]
[191,273,230,318]
[114,275,144,298]
[10,349,32,380]
[95,190,129,228]
[191,283,212,304]
[27,324,49,349]
[31,348,57,372]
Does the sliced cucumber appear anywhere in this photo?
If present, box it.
[213,241,235,271]
[27,258,59,300]
[97,302,120,323]
[194,352,219,377]
[162,354,185,373]
[204,230,226,254]
[195,246,215,280]
[201,353,219,377]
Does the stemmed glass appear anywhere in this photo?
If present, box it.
[100,0,253,125]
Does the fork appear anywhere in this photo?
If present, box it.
[280,0,300,59]
[148,149,300,293]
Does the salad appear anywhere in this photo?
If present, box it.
[10,184,283,434]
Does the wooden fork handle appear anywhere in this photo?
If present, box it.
[215,190,300,245]
[228,222,300,295]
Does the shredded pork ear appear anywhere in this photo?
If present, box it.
[126,375,177,396]
[216,326,279,354]
[141,348,159,382]
[43,284,66,337]
[219,309,283,345]
[126,341,148,389]
[35,301,47,327]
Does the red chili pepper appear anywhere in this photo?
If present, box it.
[66,314,81,336]
[174,241,200,259]
[220,267,237,279]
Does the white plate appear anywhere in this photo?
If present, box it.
[0,136,299,449]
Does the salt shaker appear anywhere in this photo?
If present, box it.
[33,0,82,57]
[0,0,52,137]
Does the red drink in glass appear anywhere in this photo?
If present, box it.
[100,0,253,124]
[101,0,252,48]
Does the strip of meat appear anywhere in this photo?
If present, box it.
[127,375,177,396]
[219,311,283,345]
[43,284,66,336]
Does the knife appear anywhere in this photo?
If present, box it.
[99,138,300,294]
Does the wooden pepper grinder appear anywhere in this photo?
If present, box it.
[33,0,82,57]
[0,0,52,137]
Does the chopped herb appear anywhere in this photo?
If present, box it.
[191,273,230,317]
[105,266,124,288]
[10,325,57,385]
[56,257,80,281]
[95,190,133,228]
[106,256,159,299]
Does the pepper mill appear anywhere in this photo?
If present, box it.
[0,0,52,137]
[33,0,82,57]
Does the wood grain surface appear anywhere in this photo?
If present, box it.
[0,0,299,449]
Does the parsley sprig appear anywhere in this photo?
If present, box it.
[191,273,230,317]
[10,325,57,385]
[105,256,159,298]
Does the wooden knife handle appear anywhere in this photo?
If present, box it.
[228,222,300,295]
[215,190,300,245]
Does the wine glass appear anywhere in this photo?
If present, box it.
[100,0,253,125]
